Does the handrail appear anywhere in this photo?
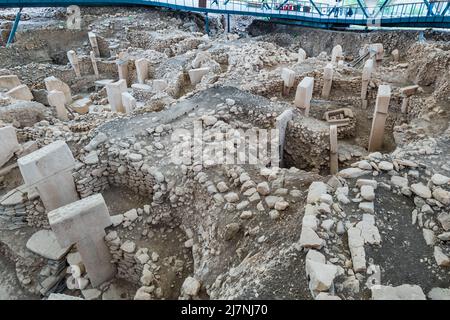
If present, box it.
[0,0,449,28]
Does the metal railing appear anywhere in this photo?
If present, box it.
[0,0,449,27]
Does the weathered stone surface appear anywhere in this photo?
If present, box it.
[306,260,338,292]
[0,126,20,168]
[338,168,370,179]
[434,246,450,267]
[26,230,72,260]
[410,183,432,199]
[307,182,328,204]
[299,226,324,249]
[371,284,426,300]
[181,277,201,296]
[428,287,450,300]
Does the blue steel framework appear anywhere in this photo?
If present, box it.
[1,0,450,45]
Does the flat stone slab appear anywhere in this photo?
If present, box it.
[26,230,71,260]
[0,184,39,206]
[48,293,84,300]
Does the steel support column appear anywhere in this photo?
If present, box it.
[374,0,391,17]
[356,0,369,17]
[308,0,323,15]
[276,0,289,10]
[423,0,434,16]
[205,12,209,34]
[442,2,450,15]
[6,7,22,47]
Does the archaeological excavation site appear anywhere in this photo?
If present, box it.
[0,2,449,303]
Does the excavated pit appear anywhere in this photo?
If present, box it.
[1,6,450,301]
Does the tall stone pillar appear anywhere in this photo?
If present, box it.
[281,68,295,96]
[368,85,391,152]
[67,50,81,78]
[47,90,69,121]
[331,45,343,64]
[294,77,314,116]
[361,59,374,108]
[48,194,116,287]
[322,63,334,99]
[298,48,307,63]
[90,51,99,78]
[105,79,127,113]
[116,59,129,87]
[88,32,100,57]
[329,125,338,175]
[122,92,136,114]
[18,140,79,211]
[275,109,293,167]
[400,85,419,114]
[135,58,149,85]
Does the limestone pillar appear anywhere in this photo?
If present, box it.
[44,76,72,104]
[135,58,149,85]
[18,140,79,211]
[329,125,338,175]
[331,45,343,64]
[88,32,100,57]
[321,63,334,99]
[391,49,399,62]
[121,92,136,114]
[361,59,374,108]
[0,126,20,168]
[370,43,384,62]
[400,85,419,114]
[47,90,69,121]
[275,109,293,167]
[90,51,99,78]
[281,68,295,96]
[48,194,116,287]
[67,50,81,78]
[368,85,391,152]
[105,79,127,113]
[294,77,314,116]
[298,48,307,63]
[116,59,129,87]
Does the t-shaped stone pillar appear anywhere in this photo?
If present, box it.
[298,48,307,63]
[322,63,334,99]
[88,32,100,57]
[90,51,99,78]
[105,79,127,113]
[275,109,293,167]
[294,77,314,116]
[47,90,69,121]
[67,50,81,78]
[44,76,72,104]
[48,194,116,287]
[135,58,149,85]
[116,59,129,87]
[121,92,136,114]
[361,59,374,108]
[368,85,391,152]
[370,43,384,62]
[331,45,343,64]
[399,85,419,114]
[281,68,295,96]
[329,125,338,175]
[18,140,79,211]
